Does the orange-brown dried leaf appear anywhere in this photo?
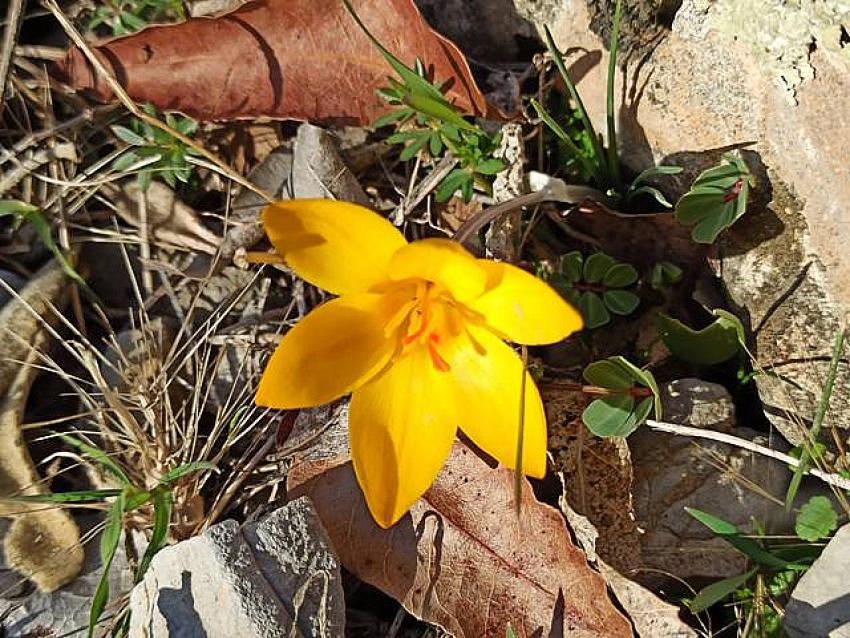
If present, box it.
[289,441,633,638]
[54,0,491,124]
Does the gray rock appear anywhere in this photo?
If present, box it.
[785,523,850,638]
[128,498,345,638]
[0,515,134,638]
[660,378,736,432]
[630,380,809,582]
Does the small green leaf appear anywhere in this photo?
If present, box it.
[674,154,751,244]
[399,133,429,162]
[111,125,146,146]
[506,624,519,638]
[688,569,757,613]
[583,359,634,390]
[476,158,505,175]
[10,489,122,503]
[631,164,683,186]
[89,493,125,638]
[135,488,173,582]
[602,263,638,288]
[112,151,140,172]
[795,496,838,542]
[583,252,615,284]
[649,261,683,290]
[429,132,443,157]
[582,394,640,437]
[629,185,673,208]
[372,108,411,129]
[436,169,470,202]
[579,291,610,329]
[657,312,742,365]
[603,290,640,316]
[56,432,130,486]
[685,507,790,570]
[0,200,38,216]
[157,461,217,485]
[559,251,584,283]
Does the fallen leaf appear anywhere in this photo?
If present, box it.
[0,260,84,592]
[54,0,491,125]
[100,180,221,255]
[543,386,642,576]
[288,419,633,638]
[560,503,697,638]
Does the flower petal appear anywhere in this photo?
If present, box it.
[469,261,583,345]
[389,238,488,302]
[256,292,407,409]
[448,325,548,478]
[349,346,458,528]
[262,199,406,295]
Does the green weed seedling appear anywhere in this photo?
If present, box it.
[674,151,754,243]
[11,433,215,637]
[343,0,504,203]
[0,200,98,302]
[550,251,641,329]
[581,356,661,437]
[111,104,199,192]
[87,0,185,36]
[657,308,746,367]
[685,504,835,636]
[532,0,681,209]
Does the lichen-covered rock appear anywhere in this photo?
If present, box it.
[514,0,850,449]
[128,498,345,638]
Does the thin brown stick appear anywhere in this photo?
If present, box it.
[0,0,25,111]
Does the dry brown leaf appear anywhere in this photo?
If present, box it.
[0,261,84,592]
[100,180,221,254]
[289,435,633,638]
[54,0,492,125]
[544,386,642,576]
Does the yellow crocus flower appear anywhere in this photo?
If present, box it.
[255,199,583,528]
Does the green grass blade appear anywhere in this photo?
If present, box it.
[685,507,789,570]
[55,432,130,486]
[157,461,218,485]
[341,0,445,104]
[530,98,602,183]
[785,327,846,510]
[543,26,608,183]
[89,493,125,638]
[134,488,172,582]
[8,489,122,503]
[605,0,623,191]
[688,568,758,613]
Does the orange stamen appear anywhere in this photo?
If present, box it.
[428,333,451,372]
[403,307,430,345]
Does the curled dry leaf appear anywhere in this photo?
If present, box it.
[54,0,491,125]
[288,429,632,638]
[0,261,84,592]
[100,180,221,255]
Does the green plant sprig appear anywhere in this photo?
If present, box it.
[580,356,661,437]
[86,0,184,36]
[10,432,217,637]
[548,251,641,329]
[343,0,504,203]
[532,0,681,210]
[111,104,199,192]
